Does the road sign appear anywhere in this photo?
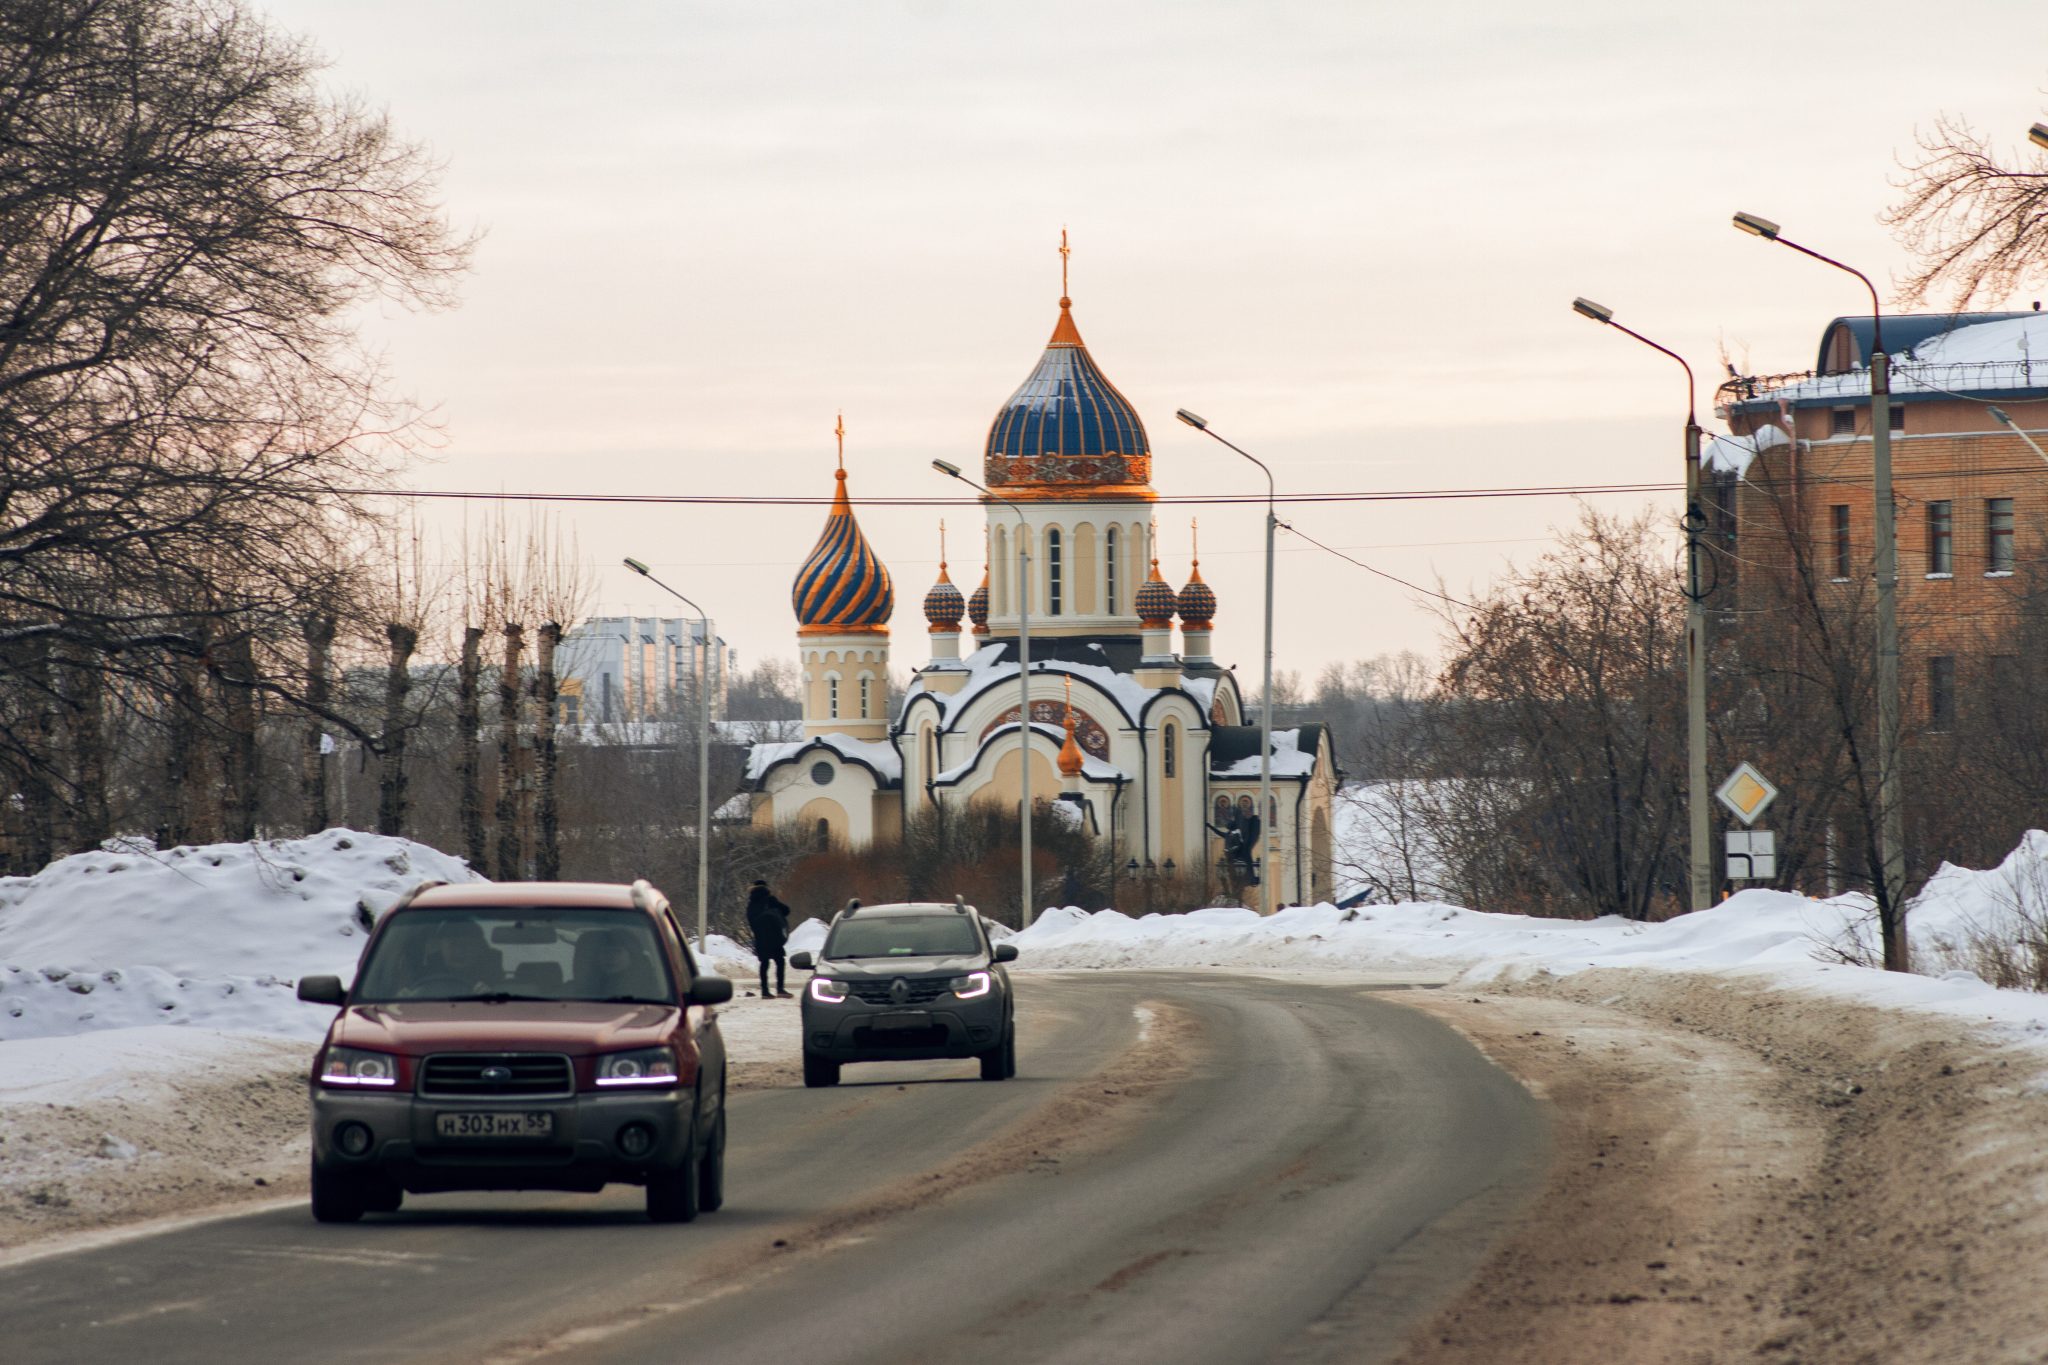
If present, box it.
[1716,762,1778,826]
[1726,829,1776,882]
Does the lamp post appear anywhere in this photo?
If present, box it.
[1174,409,1277,916]
[2030,122,2048,150]
[1990,407,2048,466]
[933,460,1036,928]
[1571,297,1713,914]
[623,557,713,955]
[1732,211,1907,970]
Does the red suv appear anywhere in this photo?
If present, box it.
[296,880,732,1224]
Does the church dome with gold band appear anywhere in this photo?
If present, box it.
[791,423,893,633]
[1178,522,1216,627]
[1136,556,1179,626]
[922,527,965,631]
[982,231,1151,498]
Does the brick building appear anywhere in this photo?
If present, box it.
[1713,310,2048,731]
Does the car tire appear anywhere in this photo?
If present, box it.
[979,1025,1015,1081]
[310,1160,366,1224]
[696,1108,726,1213]
[646,1137,701,1224]
[802,1050,840,1088]
[362,1178,404,1214]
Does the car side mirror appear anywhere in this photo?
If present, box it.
[788,951,815,970]
[992,943,1019,963]
[297,974,346,1006]
[686,974,734,1006]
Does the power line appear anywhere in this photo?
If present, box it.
[1275,519,1478,610]
[349,481,1682,508]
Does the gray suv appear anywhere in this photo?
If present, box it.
[789,899,1018,1087]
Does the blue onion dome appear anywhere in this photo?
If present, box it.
[1135,556,1179,626]
[792,466,893,632]
[1178,559,1216,628]
[983,296,1152,493]
[967,566,990,634]
[923,559,965,631]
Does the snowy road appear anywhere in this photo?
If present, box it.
[0,975,1545,1365]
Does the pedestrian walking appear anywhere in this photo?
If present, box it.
[745,879,793,998]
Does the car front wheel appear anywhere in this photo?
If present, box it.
[979,1024,1016,1081]
[646,1137,701,1224]
[310,1160,366,1224]
[802,1050,840,1088]
[696,1109,726,1213]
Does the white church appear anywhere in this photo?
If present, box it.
[743,259,1338,909]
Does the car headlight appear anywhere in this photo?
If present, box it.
[318,1046,399,1087]
[808,977,849,1004]
[950,971,992,1000]
[595,1047,680,1087]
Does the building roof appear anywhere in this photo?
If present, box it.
[1816,312,2036,373]
[1207,725,1324,779]
[792,463,893,632]
[984,294,1152,494]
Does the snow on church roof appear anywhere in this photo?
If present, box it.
[933,721,1127,785]
[745,732,903,784]
[1212,727,1319,778]
[899,643,1168,731]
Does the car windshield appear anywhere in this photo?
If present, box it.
[353,908,675,1004]
[823,914,984,960]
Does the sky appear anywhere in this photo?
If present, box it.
[257,0,2048,686]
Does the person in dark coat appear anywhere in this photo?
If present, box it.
[745,880,792,998]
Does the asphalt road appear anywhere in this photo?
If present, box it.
[0,974,1547,1365]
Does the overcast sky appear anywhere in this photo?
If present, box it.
[261,0,2048,684]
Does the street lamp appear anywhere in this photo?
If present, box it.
[2030,122,2048,151]
[623,557,714,955]
[1990,407,2048,466]
[1175,408,1278,915]
[1571,297,1713,914]
[1731,212,1907,970]
[932,459,1037,927]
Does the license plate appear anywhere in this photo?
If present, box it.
[871,1012,931,1031]
[435,1111,553,1140]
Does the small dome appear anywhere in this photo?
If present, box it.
[1135,558,1178,627]
[967,567,990,633]
[923,561,965,631]
[1058,712,1086,778]
[792,466,893,631]
[1178,559,1215,627]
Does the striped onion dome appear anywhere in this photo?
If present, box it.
[984,298,1150,483]
[1178,559,1216,628]
[923,560,965,631]
[792,467,893,631]
[967,566,990,633]
[1135,557,1179,627]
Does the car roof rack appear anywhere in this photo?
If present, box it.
[843,898,861,917]
[388,879,447,915]
[954,895,969,914]
[629,879,658,914]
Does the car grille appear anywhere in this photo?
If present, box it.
[419,1053,572,1099]
[848,978,948,1005]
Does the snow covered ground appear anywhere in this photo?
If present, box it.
[8,824,2048,1251]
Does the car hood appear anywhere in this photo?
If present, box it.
[815,954,985,979]
[331,1001,678,1055]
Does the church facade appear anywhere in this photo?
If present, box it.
[744,261,1338,910]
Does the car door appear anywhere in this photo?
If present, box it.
[663,906,725,1133]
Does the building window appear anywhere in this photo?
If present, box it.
[1831,408,1855,436]
[828,677,839,719]
[1047,529,1063,616]
[1105,528,1119,614]
[1831,505,1852,580]
[1927,500,1953,575]
[1163,722,1176,778]
[815,818,831,850]
[859,676,871,718]
[1929,655,1956,731]
[1890,404,1905,432]
[1989,497,2015,573]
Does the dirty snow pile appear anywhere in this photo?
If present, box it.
[1009,831,2048,1049]
[0,831,481,1042]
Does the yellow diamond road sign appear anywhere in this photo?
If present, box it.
[1716,762,1778,826]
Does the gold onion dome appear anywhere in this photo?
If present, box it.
[1177,561,1216,629]
[792,450,893,632]
[923,538,965,631]
[1135,557,1179,627]
[967,566,990,633]
[1057,686,1086,779]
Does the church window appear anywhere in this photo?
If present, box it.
[828,677,839,718]
[1163,722,1177,778]
[814,818,831,850]
[1047,530,1063,616]
[1105,528,1119,613]
[859,676,871,718]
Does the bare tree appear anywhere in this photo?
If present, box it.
[1886,109,2048,307]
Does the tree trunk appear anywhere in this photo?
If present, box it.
[459,625,486,869]
[378,622,418,837]
[302,614,337,833]
[535,621,561,881]
[496,623,525,879]
[164,629,210,848]
[219,634,260,842]
[21,632,57,869]
[63,651,110,851]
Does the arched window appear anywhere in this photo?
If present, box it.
[815,818,831,850]
[1105,527,1119,614]
[828,677,839,719]
[859,676,871,718]
[1163,722,1177,778]
[1047,529,1063,616]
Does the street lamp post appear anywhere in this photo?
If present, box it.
[1571,297,1713,914]
[623,557,713,955]
[1732,211,1907,971]
[2030,122,2048,150]
[933,460,1036,928]
[1174,409,1278,916]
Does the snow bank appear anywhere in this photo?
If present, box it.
[0,831,479,1042]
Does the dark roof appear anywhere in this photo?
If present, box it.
[1206,723,1329,778]
[1818,313,2035,373]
